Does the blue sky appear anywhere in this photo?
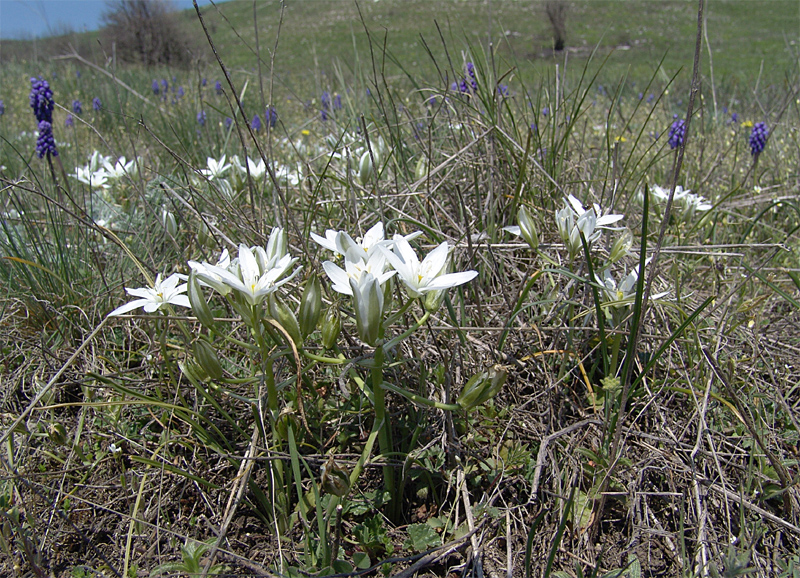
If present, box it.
[0,0,216,40]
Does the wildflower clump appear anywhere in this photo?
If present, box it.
[749,121,769,156]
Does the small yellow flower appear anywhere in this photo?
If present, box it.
[742,120,754,128]
[614,136,627,142]
[301,129,310,136]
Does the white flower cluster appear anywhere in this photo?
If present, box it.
[70,151,138,190]
[555,195,624,258]
[197,155,302,199]
[109,227,300,316]
[635,185,712,221]
[312,222,478,344]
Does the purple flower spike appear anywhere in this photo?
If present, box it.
[251,114,262,131]
[30,77,55,123]
[197,110,207,126]
[36,120,58,158]
[73,100,82,114]
[215,80,223,95]
[266,106,278,128]
[93,97,102,111]
[668,119,686,149]
[152,80,160,95]
[749,122,769,156]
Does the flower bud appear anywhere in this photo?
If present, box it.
[456,365,508,411]
[609,229,633,263]
[321,304,341,350]
[193,339,223,380]
[415,155,428,182]
[266,227,288,261]
[48,423,68,446]
[180,359,207,384]
[424,288,446,313]
[299,275,322,338]
[320,455,350,497]
[517,206,539,252]
[358,150,373,186]
[349,273,383,346]
[188,271,216,329]
[161,208,178,238]
[275,408,302,442]
[269,294,302,346]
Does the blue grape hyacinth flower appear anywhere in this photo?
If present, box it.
[266,106,278,128]
[668,118,686,149]
[93,97,102,111]
[36,120,58,158]
[197,110,207,126]
[224,117,233,129]
[0,100,5,116]
[73,100,82,114]
[152,80,160,95]
[65,114,74,127]
[251,114,262,131]
[749,122,768,156]
[215,80,223,95]
[30,77,55,123]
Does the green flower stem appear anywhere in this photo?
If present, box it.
[382,296,415,327]
[301,350,347,364]
[250,304,279,414]
[382,310,431,351]
[371,344,395,510]
[380,382,461,412]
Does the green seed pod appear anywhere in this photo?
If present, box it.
[269,294,303,346]
[188,271,216,329]
[320,455,350,497]
[320,305,341,350]
[193,339,223,380]
[457,365,508,411]
[358,150,373,186]
[299,275,322,338]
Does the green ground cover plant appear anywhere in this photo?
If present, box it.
[0,1,799,576]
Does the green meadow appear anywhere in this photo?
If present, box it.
[0,1,799,576]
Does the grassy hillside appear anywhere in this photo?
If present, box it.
[195,0,798,93]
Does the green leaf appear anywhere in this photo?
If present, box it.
[405,523,441,552]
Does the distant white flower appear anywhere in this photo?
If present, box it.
[566,195,624,230]
[108,273,190,317]
[88,150,112,172]
[381,237,477,298]
[595,262,668,309]
[103,156,137,180]
[71,166,110,189]
[246,157,267,179]
[200,155,231,180]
